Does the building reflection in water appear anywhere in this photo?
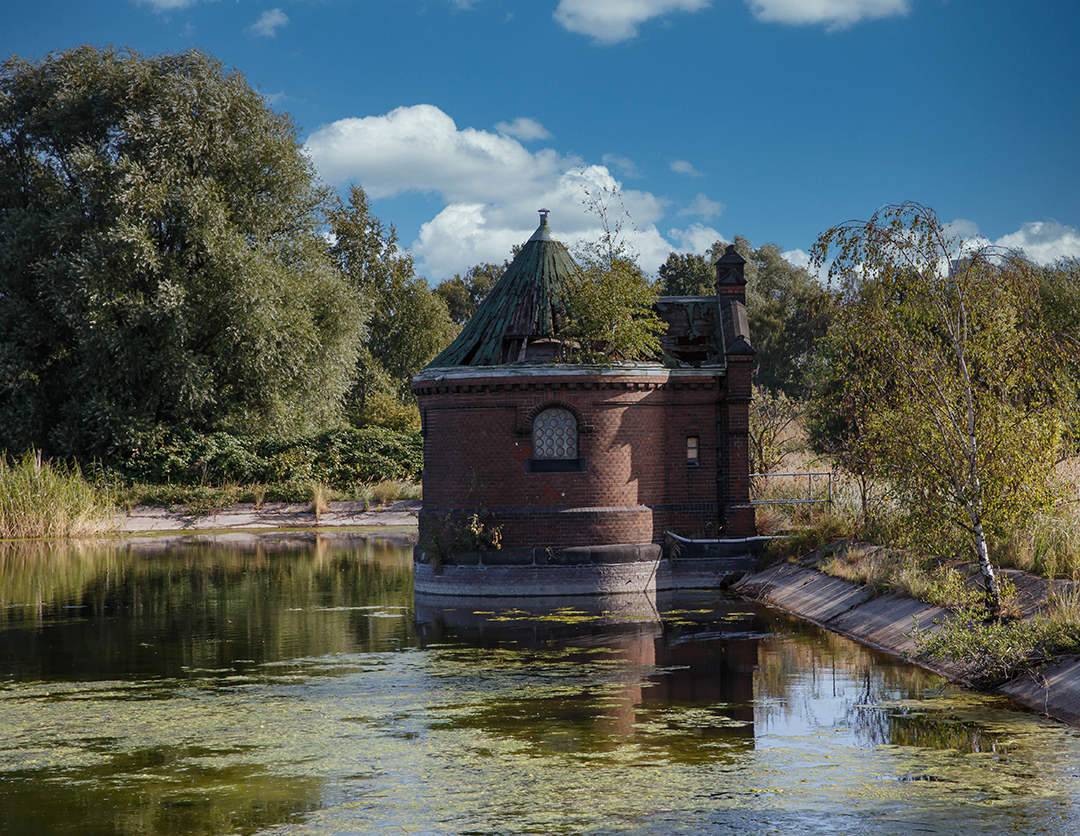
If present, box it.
[414,590,765,758]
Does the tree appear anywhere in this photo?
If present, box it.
[564,187,665,363]
[435,262,504,325]
[748,385,800,475]
[1033,257,1080,451]
[0,46,363,458]
[328,185,457,429]
[811,202,1068,612]
[734,238,831,397]
[660,238,831,396]
[658,252,714,296]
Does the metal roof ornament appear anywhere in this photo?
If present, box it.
[529,209,557,242]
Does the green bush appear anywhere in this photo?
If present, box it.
[115,427,422,489]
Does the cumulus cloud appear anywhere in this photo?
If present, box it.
[677,193,724,219]
[746,0,910,29]
[670,159,703,177]
[554,0,711,45]
[782,248,814,270]
[306,104,683,277]
[495,117,552,141]
[247,8,289,38]
[995,220,1080,264]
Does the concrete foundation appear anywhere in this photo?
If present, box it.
[412,536,766,596]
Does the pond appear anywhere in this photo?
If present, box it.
[2,535,1080,836]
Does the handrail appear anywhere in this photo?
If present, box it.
[749,471,834,511]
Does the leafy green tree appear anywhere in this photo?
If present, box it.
[435,262,504,325]
[328,185,457,428]
[1033,257,1080,451]
[735,238,831,397]
[564,187,665,363]
[811,202,1069,613]
[657,252,714,296]
[0,46,363,458]
[661,238,831,396]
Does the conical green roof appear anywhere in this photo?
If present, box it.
[426,212,583,368]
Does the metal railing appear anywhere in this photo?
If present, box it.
[750,471,835,509]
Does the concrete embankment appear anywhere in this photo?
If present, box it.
[734,556,1080,727]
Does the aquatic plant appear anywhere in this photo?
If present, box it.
[0,450,112,539]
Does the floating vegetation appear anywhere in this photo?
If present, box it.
[3,544,1080,835]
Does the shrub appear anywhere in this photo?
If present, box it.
[115,426,422,489]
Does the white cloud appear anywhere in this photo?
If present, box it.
[602,154,642,179]
[995,220,1080,264]
[746,0,910,29]
[247,8,289,38]
[677,193,724,219]
[670,159,703,177]
[554,0,711,45]
[668,223,725,255]
[306,104,567,202]
[306,104,686,277]
[782,248,814,270]
[946,217,981,239]
[495,117,552,141]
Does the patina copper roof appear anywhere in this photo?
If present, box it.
[426,211,582,367]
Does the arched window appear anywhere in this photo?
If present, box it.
[532,407,577,460]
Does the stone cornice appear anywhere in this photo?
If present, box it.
[413,363,724,396]
[413,366,722,397]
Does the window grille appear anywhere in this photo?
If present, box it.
[532,407,578,460]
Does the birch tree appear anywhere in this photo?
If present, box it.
[812,203,1066,613]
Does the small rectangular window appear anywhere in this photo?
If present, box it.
[686,436,700,467]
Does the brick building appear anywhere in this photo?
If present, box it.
[412,212,756,595]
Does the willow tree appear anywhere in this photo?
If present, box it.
[812,203,1067,612]
[0,46,363,458]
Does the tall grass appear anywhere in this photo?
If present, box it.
[0,451,113,539]
[996,458,1080,578]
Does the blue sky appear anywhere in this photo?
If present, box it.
[4,1,1079,280]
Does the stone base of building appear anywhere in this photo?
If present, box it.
[413,538,766,596]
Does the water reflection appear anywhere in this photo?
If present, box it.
[1,538,1079,836]
[0,537,416,681]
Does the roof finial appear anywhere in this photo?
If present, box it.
[538,208,550,225]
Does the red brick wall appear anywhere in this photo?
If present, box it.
[415,371,729,549]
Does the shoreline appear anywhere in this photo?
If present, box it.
[106,499,421,549]
[115,499,421,533]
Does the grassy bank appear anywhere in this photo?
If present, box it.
[1,426,426,537]
[0,451,112,539]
